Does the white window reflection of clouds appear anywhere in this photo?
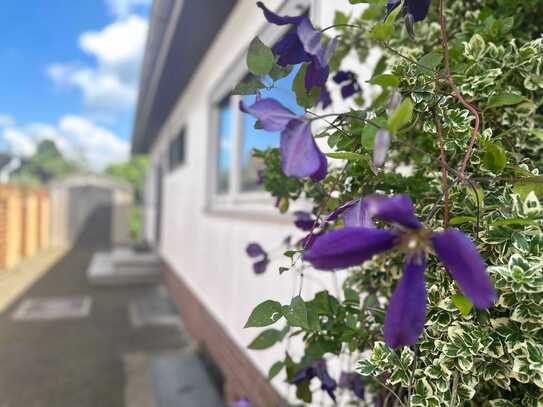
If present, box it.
[217,97,232,194]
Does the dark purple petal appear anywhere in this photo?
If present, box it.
[246,243,266,258]
[341,82,358,99]
[280,120,327,179]
[387,0,402,14]
[339,372,364,400]
[333,70,351,84]
[239,98,299,132]
[406,0,432,22]
[256,1,305,25]
[318,86,332,109]
[272,31,311,66]
[297,18,323,62]
[432,229,496,308]
[253,258,269,274]
[292,366,315,384]
[372,194,422,230]
[373,129,391,168]
[384,256,427,348]
[304,58,329,92]
[230,397,253,407]
[304,227,396,270]
[344,197,377,228]
[324,200,359,223]
[313,360,337,401]
[299,230,323,250]
[294,211,315,231]
[309,148,328,181]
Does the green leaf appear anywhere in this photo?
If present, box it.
[491,218,537,227]
[247,37,274,76]
[334,11,349,26]
[283,296,309,329]
[513,177,543,199]
[269,64,293,81]
[326,152,368,161]
[268,361,284,380]
[486,93,524,109]
[417,52,443,71]
[388,98,414,133]
[292,64,321,108]
[244,300,283,328]
[232,78,266,95]
[369,21,394,41]
[482,142,507,173]
[368,73,400,87]
[360,116,387,150]
[452,294,473,316]
[449,216,476,226]
[248,329,283,350]
[343,287,360,304]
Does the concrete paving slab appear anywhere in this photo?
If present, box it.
[150,352,227,407]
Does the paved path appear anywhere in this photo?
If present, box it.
[0,208,187,407]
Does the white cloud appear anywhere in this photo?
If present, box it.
[0,114,15,128]
[105,0,151,18]
[0,116,129,170]
[47,15,147,115]
[3,128,36,157]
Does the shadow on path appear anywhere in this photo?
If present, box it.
[0,207,186,407]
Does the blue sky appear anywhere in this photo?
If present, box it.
[0,0,151,169]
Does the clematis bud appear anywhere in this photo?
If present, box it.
[373,129,392,168]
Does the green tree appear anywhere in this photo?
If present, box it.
[104,155,149,205]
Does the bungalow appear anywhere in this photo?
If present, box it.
[131,1,371,405]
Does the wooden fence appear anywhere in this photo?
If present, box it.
[0,184,50,271]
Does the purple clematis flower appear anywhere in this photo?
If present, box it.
[294,211,315,231]
[318,86,332,109]
[339,372,365,400]
[246,242,269,274]
[230,397,253,407]
[333,70,361,99]
[256,2,336,92]
[304,194,496,348]
[240,97,327,180]
[292,359,337,401]
[387,0,432,22]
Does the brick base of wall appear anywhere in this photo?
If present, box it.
[162,261,284,407]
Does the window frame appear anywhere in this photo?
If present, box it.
[207,0,311,213]
[168,126,186,172]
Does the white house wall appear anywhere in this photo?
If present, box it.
[147,0,370,396]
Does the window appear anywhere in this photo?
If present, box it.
[169,128,186,171]
[214,67,303,196]
[217,97,232,194]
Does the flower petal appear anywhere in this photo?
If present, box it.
[324,200,359,223]
[252,258,269,274]
[313,360,337,401]
[310,148,328,181]
[432,229,496,308]
[344,198,376,228]
[318,86,332,109]
[280,120,327,179]
[294,211,315,231]
[256,1,305,25]
[333,70,351,84]
[246,243,266,258]
[304,58,329,91]
[341,82,358,99]
[304,227,396,270]
[292,366,314,384]
[406,0,432,22]
[372,194,422,229]
[230,397,253,407]
[384,256,427,348]
[239,98,299,132]
[272,31,310,66]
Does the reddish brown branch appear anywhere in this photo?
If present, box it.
[438,0,480,178]
[434,112,449,229]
